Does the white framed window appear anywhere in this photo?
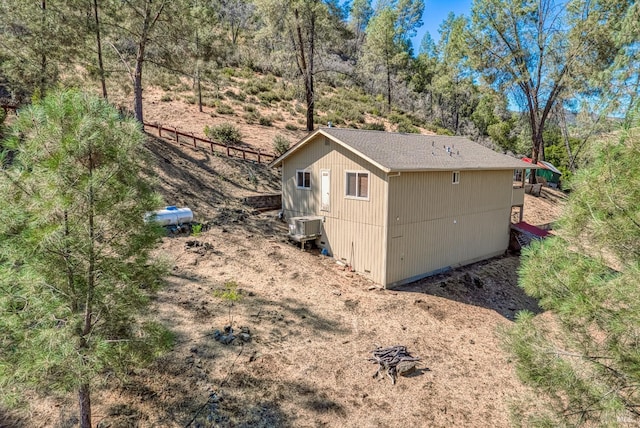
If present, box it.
[296,170,311,189]
[345,171,369,200]
[452,171,460,184]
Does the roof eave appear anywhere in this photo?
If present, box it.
[386,165,536,173]
[270,128,392,173]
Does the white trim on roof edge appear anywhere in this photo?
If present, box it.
[269,129,391,173]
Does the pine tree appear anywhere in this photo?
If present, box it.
[504,111,640,426]
[0,89,172,428]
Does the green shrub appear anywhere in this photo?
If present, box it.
[436,127,455,136]
[397,121,420,133]
[243,105,256,113]
[259,116,272,126]
[224,90,246,102]
[160,94,172,102]
[183,96,196,104]
[191,223,203,236]
[204,99,219,108]
[221,67,236,77]
[259,91,281,104]
[388,113,405,124]
[204,123,243,145]
[285,123,298,131]
[324,113,344,126]
[243,111,260,124]
[273,135,291,155]
[362,122,386,131]
[216,104,234,115]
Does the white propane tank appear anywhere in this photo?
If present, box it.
[145,206,194,226]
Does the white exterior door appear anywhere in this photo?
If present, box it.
[321,169,330,212]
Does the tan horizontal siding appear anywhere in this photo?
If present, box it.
[385,169,513,286]
[281,134,388,284]
[387,170,513,225]
[385,209,510,285]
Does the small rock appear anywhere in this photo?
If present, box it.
[240,333,251,342]
[332,290,341,296]
[222,334,235,345]
[190,347,198,353]
[396,360,418,377]
[224,325,233,334]
[213,330,222,341]
[368,286,377,291]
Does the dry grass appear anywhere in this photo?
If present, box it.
[21,88,565,428]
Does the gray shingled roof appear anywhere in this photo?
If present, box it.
[271,128,533,172]
[323,128,530,171]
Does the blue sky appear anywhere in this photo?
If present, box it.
[412,0,473,51]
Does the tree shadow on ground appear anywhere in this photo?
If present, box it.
[106,350,346,427]
[394,255,542,321]
[145,134,280,201]
[247,295,352,337]
[0,407,25,428]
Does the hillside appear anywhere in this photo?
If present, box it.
[7,99,565,427]
[113,72,438,159]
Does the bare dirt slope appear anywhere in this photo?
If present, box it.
[15,100,562,427]
[81,131,557,427]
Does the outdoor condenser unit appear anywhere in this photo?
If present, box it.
[288,216,323,237]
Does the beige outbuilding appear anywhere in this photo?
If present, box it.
[270,128,531,288]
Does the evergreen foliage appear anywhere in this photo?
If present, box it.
[272,134,290,155]
[205,122,243,145]
[0,89,172,427]
[504,116,640,426]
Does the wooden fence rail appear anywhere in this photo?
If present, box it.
[143,122,276,164]
[1,105,275,164]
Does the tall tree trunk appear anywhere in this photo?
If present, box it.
[294,8,315,131]
[195,29,203,113]
[557,103,574,171]
[385,53,392,110]
[530,128,543,184]
[78,383,91,428]
[134,56,144,123]
[78,147,96,428]
[93,0,107,99]
[306,11,315,131]
[39,0,47,97]
[132,0,166,123]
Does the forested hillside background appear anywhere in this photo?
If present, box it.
[0,0,638,178]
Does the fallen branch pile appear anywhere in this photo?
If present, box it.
[369,345,420,384]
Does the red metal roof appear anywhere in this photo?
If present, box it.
[512,222,550,238]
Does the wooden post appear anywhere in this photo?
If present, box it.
[227,145,230,157]
[192,132,197,148]
[158,123,162,137]
[210,142,214,153]
[258,149,261,164]
[243,150,246,160]
[174,127,178,143]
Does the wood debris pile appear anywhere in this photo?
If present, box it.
[369,345,420,384]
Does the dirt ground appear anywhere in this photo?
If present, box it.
[6,93,564,427]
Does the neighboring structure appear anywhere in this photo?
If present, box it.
[270,128,534,288]
[522,157,562,188]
